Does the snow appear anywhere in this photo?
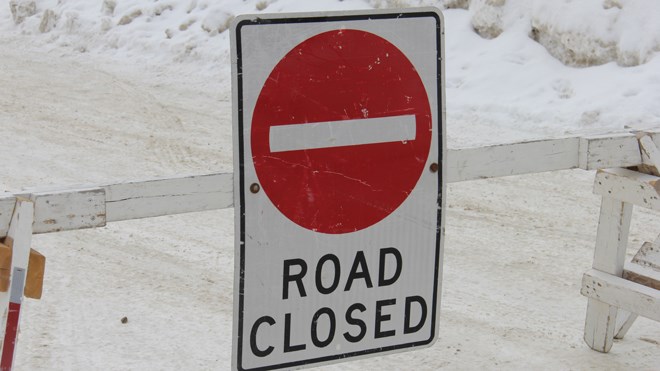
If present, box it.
[1,0,659,369]
[3,0,660,147]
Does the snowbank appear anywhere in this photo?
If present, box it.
[3,0,659,145]
[468,0,660,67]
[4,0,659,69]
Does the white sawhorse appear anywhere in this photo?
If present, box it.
[582,134,660,352]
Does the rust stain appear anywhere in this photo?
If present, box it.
[43,219,57,225]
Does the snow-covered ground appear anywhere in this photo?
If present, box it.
[1,0,659,369]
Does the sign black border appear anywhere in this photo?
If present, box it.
[235,10,444,371]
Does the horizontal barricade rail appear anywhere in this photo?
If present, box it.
[0,131,657,238]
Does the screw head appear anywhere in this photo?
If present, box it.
[429,163,439,173]
[250,183,260,194]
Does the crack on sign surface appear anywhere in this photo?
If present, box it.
[320,170,376,190]
[261,155,313,170]
[260,155,379,189]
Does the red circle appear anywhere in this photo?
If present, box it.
[251,29,432,234]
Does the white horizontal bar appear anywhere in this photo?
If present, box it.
[31,188,106,233]
[0,173,233,237]
[593,168,660,211]
[0,132,658,237]
[446,137,580,182]
[105,173,233,222]
[269,115,416,152]
[582,268,660,322]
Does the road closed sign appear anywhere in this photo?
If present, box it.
[231,8,445,370]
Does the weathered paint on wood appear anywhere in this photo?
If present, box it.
[638,134,660,176]
[630,241,660,272]
[104,173,233,222]
[581,139,660,352]
[592,198,633,275]
[31,188,106,234]
[445,132,660,182]
[582,269,660,323]
[593,168,660,211]
[0,173,234,238]
[623,263,660,291]
[583,197,632,353]
[578,133,640,171]
[446,137,580,183]
[614,236,660,338]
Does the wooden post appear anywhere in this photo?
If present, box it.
[583,197,632,352]
[0,198,34,370]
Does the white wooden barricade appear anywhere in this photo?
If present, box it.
[1,131,655,237]
[581,133,660,352]
[0,130,658,365]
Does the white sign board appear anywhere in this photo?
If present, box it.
[231,8,446,370]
